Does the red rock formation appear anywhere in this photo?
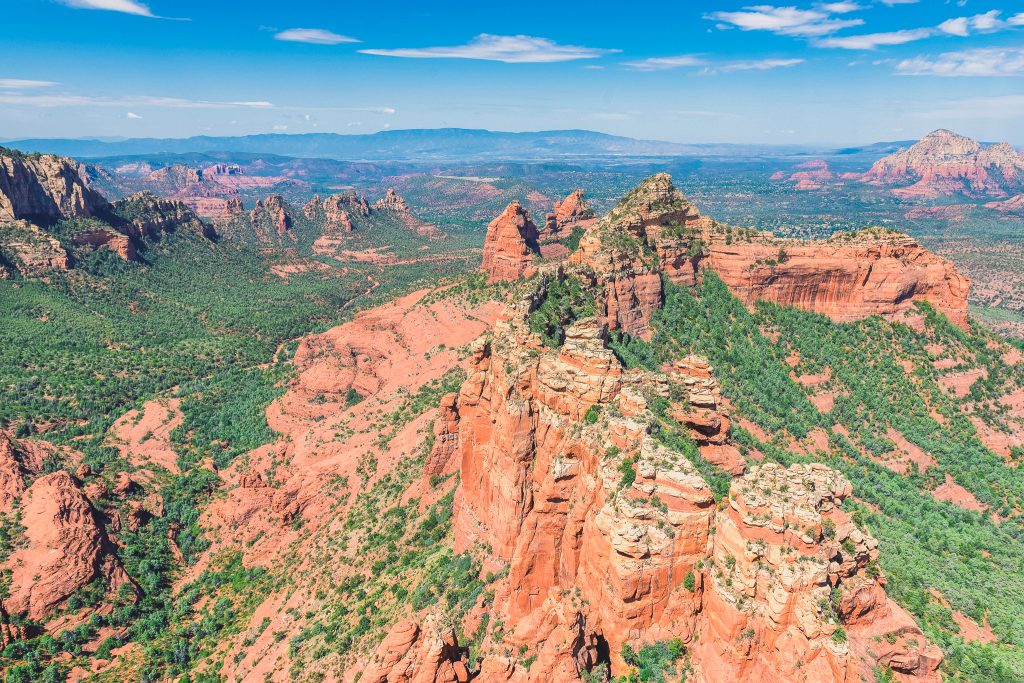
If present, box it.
[0,220,70,274]
[862,129,1024,198]
[359,616,471,682]
[772,160,834,191]
[2,470,135,622]
[542,189,595,241]
[569,173,705,337]
[305,194,355,232]
[0,148,107,221]
[480,201,540,283]
[704,229,971,330]
[250,195,291,235]
[226,196,245,216]
[373,187,411,213]
[692,463,942,682]
[71,229,138,260]
[446,278,942,679]
[114,191,217,241]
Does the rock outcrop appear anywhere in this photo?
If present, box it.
[542,189,595,240]
[862,129,1024,198]
[693,463,942,682]
[373,187,411,213]
[480,201,541,283]
[771,160,834,191]
[113,191,217,242]
[0,433,137,628]
[358,616,471,682]
[0,148,107,221]
[569,173,706,337]
[444,266,941,681]
[250,195,291,235]
[304,194,355,232]
[0,220,71,275]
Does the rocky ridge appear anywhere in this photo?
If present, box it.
[422,261,943,681]
[862,129,1024,199]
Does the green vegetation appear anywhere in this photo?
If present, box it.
[527,274,596,347]
[618,639,687,682]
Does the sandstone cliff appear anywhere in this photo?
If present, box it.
[862,129,1024,199]
[705,229,971,330]
[480,201,541,283]
[0,148,107,221]
[438,268,942,681]
[569,174,970,334]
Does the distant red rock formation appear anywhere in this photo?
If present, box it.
[480,201,540,283]
[772,159,834,191]
[251,195,291,235]
[862,129,1024,199]
[373,187,411,213]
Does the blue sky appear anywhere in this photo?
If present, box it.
[2,0,1023,144]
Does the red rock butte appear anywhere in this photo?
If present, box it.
[480,200,541,283]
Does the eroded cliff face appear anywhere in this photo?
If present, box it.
[0,149,107,221]
[443,269,943,681]
[480,201,541,283]
[705,230,972,331]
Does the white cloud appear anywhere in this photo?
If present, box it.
[624,54,803,73]
[274,28,359,45]
[818,2,862,13]
[125,111,142,119]
[719,57,806,71]
[1010,13,1024,26]
[707,6,863,37]
[815,27,932,48]
[360,34,616,63]
[877,0,919,5]
[60,0,155,17]
[896,47,1024,76]
[0,79,58,89]
[939,10,1008,36]
[624,55,707,71]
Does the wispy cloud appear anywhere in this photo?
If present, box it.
[707,6,863,37]
[817,2,863,14]
[126,112,143,119]
[896,47,1024,76]
[59,0,157,18]
[0,93,274,108]
[360,34,617,63]
[624,55,706,71]
[0,79,58,89]
[1011,13,1024,27]
[274,28,359,45]
[624,55,804,73]
[815,27,932,49]
[719,58,805,72]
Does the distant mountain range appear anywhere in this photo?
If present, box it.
[3,128,820,161]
